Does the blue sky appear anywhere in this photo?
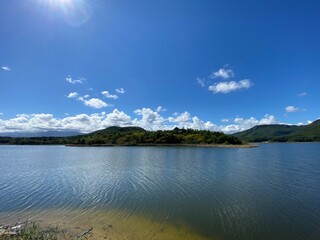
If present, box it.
[1,0,320,133]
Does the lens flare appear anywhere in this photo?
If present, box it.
[44,0,92,27]
[61,0,92,27]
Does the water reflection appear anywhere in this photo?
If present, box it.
[0,144,320,240]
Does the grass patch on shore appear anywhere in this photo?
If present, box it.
[0,223,60,240]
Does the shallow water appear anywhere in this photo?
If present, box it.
[1,144,320,239]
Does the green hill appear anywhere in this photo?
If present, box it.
[88,126,146,135]
[0,126,243,145]
[285,119,320,142]
[233,119,320,142]
[2,121,319,145]
[75,127,242,145]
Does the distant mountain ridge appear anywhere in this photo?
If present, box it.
[0,130,83,138]
[232,119,320,142]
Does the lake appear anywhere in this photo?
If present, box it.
[0,144,320,239]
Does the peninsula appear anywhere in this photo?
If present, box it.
[0,126,245,147]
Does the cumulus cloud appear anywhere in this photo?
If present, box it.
[217,115,277,134]
[67,92,79,98]
[82,98,108,109]
[0,107,280,135]
[169,112,191,125]
[65,76,86,84]
[197,66,253,94]
[1,66,11,71]
[133,108,165,130]
[285,106,299,113]
[210,68,234,79]
[169,112,218,131]
[103,109,132,126]
[0,111,128,134]
[115,88,125,94]
[101,91,118,99]
[67,92,109,109]
[208,79,252,94]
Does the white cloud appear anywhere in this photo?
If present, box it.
[1,66,11,71]
[208,79,252,94]
[0,111,130,134]
[210,68,234,79]
[133,108,165,130]
[285,106,299,113]
[221,118,229,123]
[115,88,125,94]
[168,112,218,131]
[156,106,167,112]
[82,98,108,109]
[297,92,307,97]
[101,91,118,99]
[0,109,281,135]
[197,78,206,87]
[103,109,132,126]
[65,76,86,84]
[169,112,191,125]
[219,114,278,133]
[67,92,79,98]
[168,114,276,134]
[67,92,109,109]
[198,67,253,95]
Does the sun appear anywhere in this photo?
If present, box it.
[39,0,92,27]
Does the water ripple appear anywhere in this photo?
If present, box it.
[1,144,320,240]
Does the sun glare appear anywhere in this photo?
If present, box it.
[43,0,92,27]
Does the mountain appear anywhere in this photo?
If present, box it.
[0,126,242,145]
[0,130,83,138]
[76,126,242,145]
[87,126,146,135]
[233,119,320,142]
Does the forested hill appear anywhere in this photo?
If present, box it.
[233,119,320,142]
[71,127,242,145]
[0,127,242,145]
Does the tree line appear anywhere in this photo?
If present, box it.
[0,127,242,145]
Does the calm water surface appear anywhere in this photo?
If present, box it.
[0,144,320,239]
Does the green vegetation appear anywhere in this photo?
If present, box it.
[2,119,319,145]
[0,127,242,146]
[81,127,242,145]
[233,119,320,142]
[0,223,59,240]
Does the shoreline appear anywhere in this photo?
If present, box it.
[0,209,214,240]
[65,143,258,148]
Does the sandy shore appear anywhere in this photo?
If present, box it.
[0,209,222,240]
